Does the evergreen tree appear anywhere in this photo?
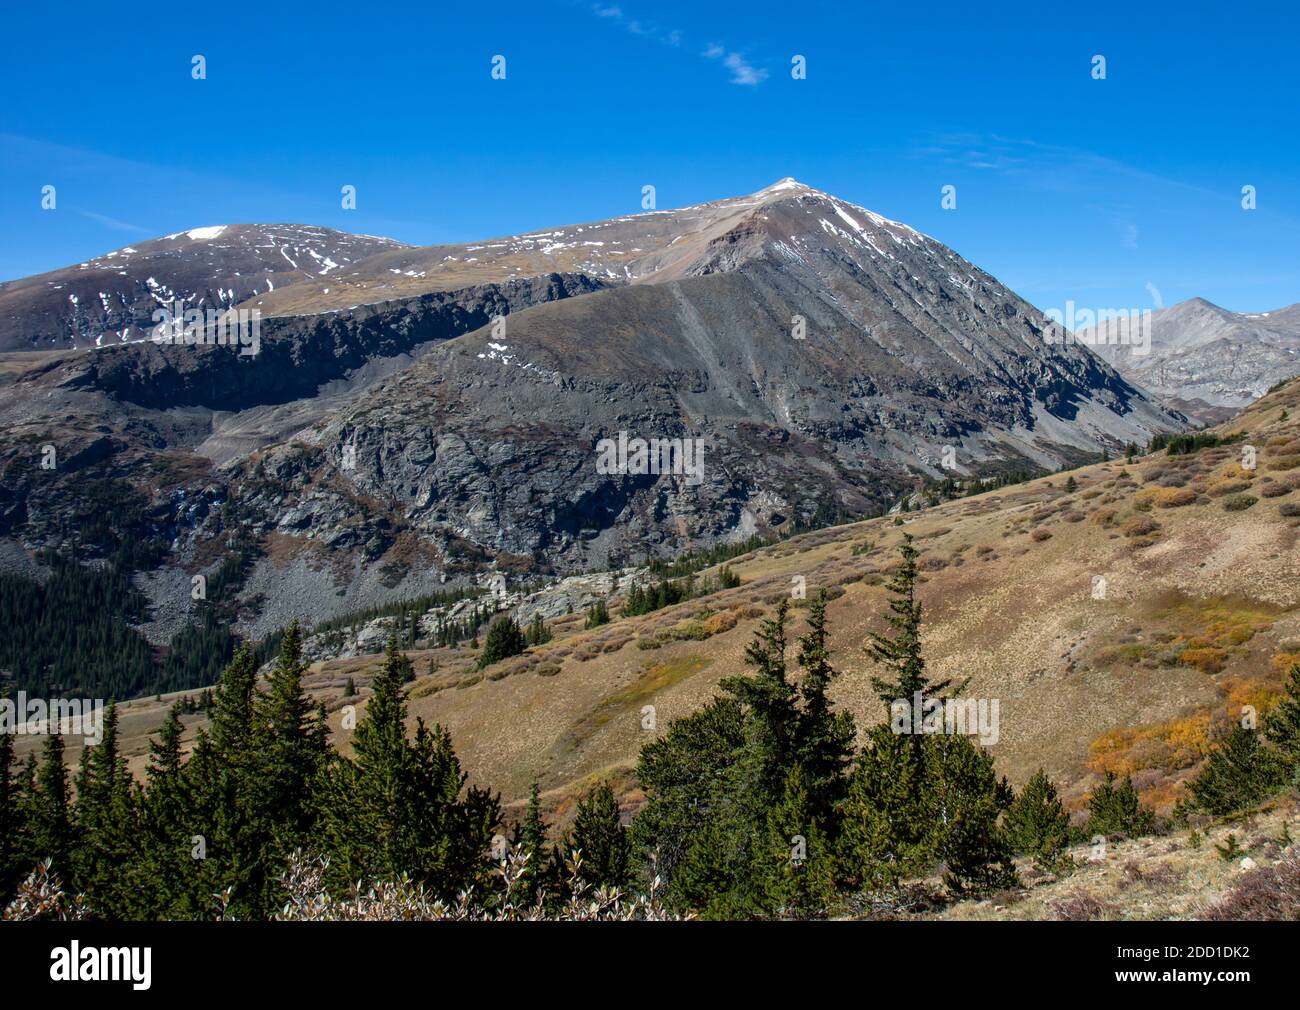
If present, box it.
[1085,772,1156,837]
[794,590,855,830]
[31,733,75,881]
[1265,665,1300,780]
[866,534,964,763]
[927,733,1017,894]
[185,645,263,916]
[569,782,632,891]
[1188,723,1284,817]
[760,764,835,918]
[320,636,412,887]
[510,782,549,906]
[585,597,611,628]
[525,612,551,647]
[477,615,526,669]
[1004,768,1070,871]
[838,726,935,889]
[138,707,196,917]
[72,703,140,916]
[631,697,745,907]
[0,729,25,901]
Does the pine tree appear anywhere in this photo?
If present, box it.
[722,600,799,801]
[839,726,935,890]
[0,729,25,901]
[1265,665,1300,780]
[320,636,412,887]
[569,782,632,891]
[1086,772,1156,837]
[31,733,75,880]
[1004,768,1070,871]
[525,612,551,647]
[477,614,526,669]
[928,734,1017,894]
[71,702,139,916]
[185,644,262,917]
[631,697,745,907]
[867,534,964,763]
[1188,723,1284,816]
[138,707,195,917]
[794,590,855,830]
[510,782,549,906]
[760,764,835,918]
[1065,475,1078,493]
[585,598,611,628]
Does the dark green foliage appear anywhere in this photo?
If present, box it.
[839,726,935,889]
[477,614,526,669]
[0,556,154,698]
[1265,665,1300,780]
[72,703,140,917]
[718,565,741,590]
[0,730,26,900]
[1188,724,1285,816]
[568,782,632,891]
[759,764,835,918]
[525,612,552,647]
[318,636,500,898]
[510,782,550,906]
[793,591,855,829]
[1064,475,1078,493]
[1004,768,1070,871]
[1150,431,1238,456]
[1085,772,1156,837]
[584,598,611,628]
[866,533,965,765]
[622,577,691,617]
[927,734,1017,894]
[30,734,75,881]
[631,697,745,906]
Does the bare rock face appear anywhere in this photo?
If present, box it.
[0,180,1186,633]
[1086,297,1300,424]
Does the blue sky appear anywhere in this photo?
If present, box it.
[2,0,1297,314]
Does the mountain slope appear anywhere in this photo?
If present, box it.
[0,179,1186,648]
[1086,297,1300,423]
[229,180,1181,601]
[0,224,408,352]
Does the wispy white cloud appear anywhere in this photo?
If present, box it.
[585,4,768,85]
[720,51,768,86]
[76,209,151,234]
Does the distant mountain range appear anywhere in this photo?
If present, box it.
[0,179,1184,646]
[1085,297,1300,424]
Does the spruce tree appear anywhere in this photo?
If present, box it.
[1004,768,1070,871]
[569,782,632,891]
[760,763,835,918]
[72,703,139,916]
[794,590,855,831]
[0,730,25,901]
[1188,723,1284,817]
[477,614,526,669]
[1085,772,1156,837]
[928,733,1017,894]
[510,782,549,906]
[320,636,412,887]
[1265,665,1300,780]
[838,726,935,889]
[138,707,195,917]
[31,733,75,880]
[867,534,964,763]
